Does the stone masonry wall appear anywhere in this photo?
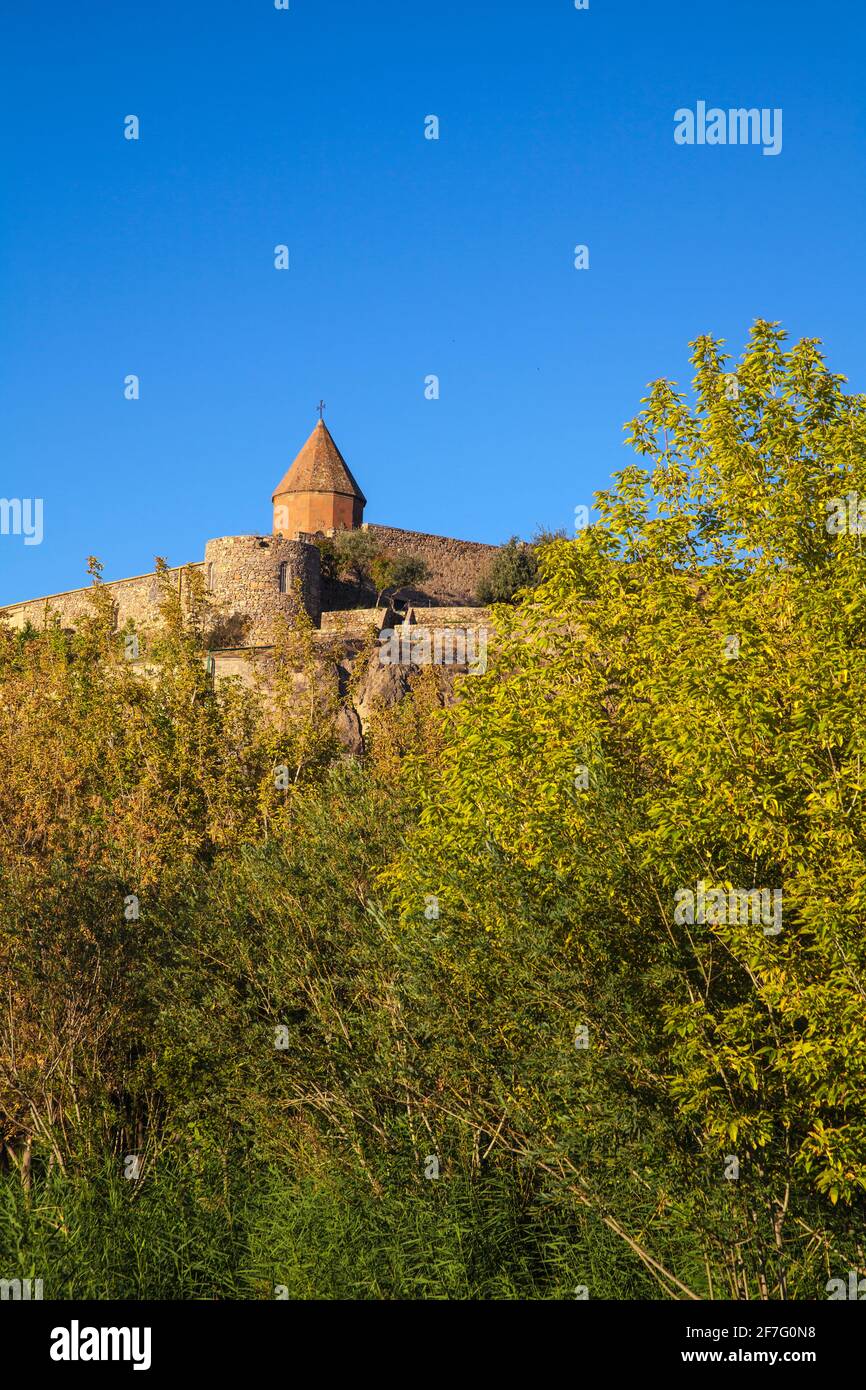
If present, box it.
[0,564,205,633]
[0,528,492,636]
[363,525,498,606]
[204,535,321,647]
[0,534,322,645]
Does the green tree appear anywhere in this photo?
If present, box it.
[6,322,866,1302]
[476,536,537,604]
[332,529,381,586]
[370,551,430,606]
[386,321,866,1296]
[318,529,430,605]
[313,536,339,583]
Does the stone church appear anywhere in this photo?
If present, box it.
[0,418,497,741]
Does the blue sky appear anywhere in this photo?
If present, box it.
[2,0,865,603]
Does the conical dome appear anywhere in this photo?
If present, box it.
[272,420,366,505]
[272,418,366,537]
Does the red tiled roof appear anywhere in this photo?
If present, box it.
[272,421,366,503]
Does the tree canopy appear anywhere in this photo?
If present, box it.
[2,322,865,1299]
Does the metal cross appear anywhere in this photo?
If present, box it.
[317,399,326,421]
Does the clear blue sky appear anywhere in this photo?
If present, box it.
[2,0,865,603]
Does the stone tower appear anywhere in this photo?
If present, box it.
[204,534,321,643]
[272,419,366,538]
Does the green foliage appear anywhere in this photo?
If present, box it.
[387,321,866,1295]
[313,536,339,583]
[315,529,429,604]
[2,322,865,1300]
[0,1158,656,1300]
[370,551,430,605]
[476,536,539,604]
[333,529,381,585]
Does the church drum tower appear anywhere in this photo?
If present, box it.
[272,416,366,538]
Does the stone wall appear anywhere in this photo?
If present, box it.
[0,533,323,644]
[0,563,204,633]
[0,527,494,638]
[404,605,490,627]
[363,525,498,606]
[320,607,388,635]
[203,535,321,646]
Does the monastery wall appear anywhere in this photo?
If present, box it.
[0,563,205,633]
[362,524,497,606]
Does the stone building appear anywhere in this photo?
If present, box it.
[273,419,366,537]
[0,417,498,747]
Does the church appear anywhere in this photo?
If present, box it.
[0,417,497,715]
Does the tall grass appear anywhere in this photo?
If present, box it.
[0,1159,664,1300]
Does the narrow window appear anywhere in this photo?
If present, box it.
[279,562,289,594]
[206,562,214,592]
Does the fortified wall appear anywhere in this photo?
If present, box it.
[0,416,499,750]
[0,534,322,650]
[0,527,491,642]
[0,562,206,635]
[363,525,497,607]
[203,535,321,646]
